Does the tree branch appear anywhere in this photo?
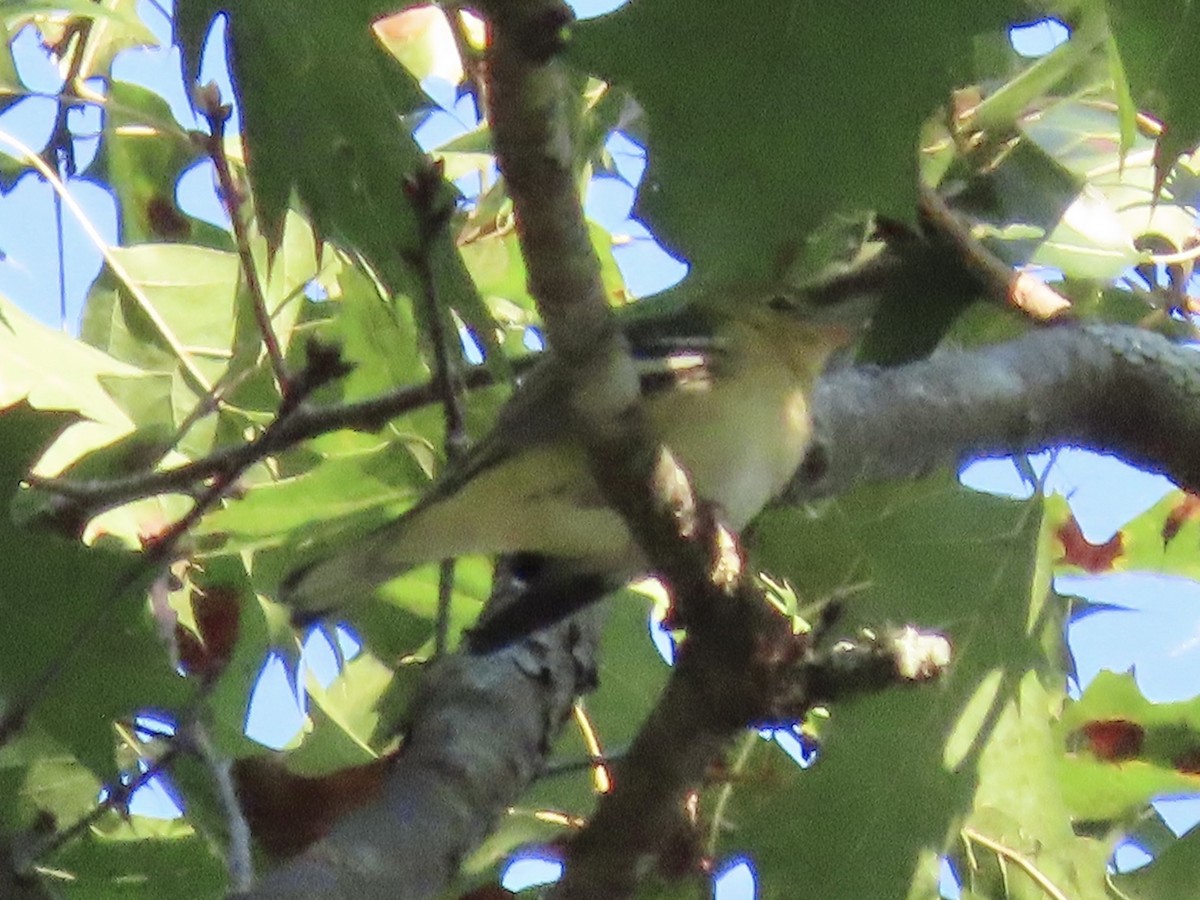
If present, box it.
[477,8,907,900]
[228,319,1200,896]
[793,322,1200,502]
[553,624,951,899]
[28,365,500,526]
[239,572,605,899]
[188,720,253,893]
[480,0,745,611]
[917,182,1071,320]
[403,160,470,657]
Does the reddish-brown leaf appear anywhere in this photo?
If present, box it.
[234,752,397,859]
[176,585,240,680]
[1162,493,1200,546]
[1080,719,1145,762]
[145,195,191,240]
[1172,747,1200,775]
[1055,514,1123,573]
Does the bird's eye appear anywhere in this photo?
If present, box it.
[768,294,796,312]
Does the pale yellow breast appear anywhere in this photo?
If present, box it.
[643,325,815,530]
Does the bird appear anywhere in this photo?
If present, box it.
[278,273,879,649]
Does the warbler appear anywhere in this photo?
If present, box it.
[279,277,877,645]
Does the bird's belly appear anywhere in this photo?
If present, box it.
[648,380,812,529]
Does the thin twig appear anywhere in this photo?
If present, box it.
[196,85,290,396]
[162,365,257,460]
[42,17,90,179]
[1149,240,1200,266]
[28,362,505,520]
[404,161,470,656]
[917,181,1072,321]
[186,720,253,892]
[704,731,757,859]
[53,186,68,329]
[541,748,628,779]
[44,19,88,331]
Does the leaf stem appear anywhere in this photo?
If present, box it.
[197,87,290,397]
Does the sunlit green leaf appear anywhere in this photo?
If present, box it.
[1056,670,1200,821]
[44,824,225,900]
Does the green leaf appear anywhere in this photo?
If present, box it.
[461,809,569,880]
[198,451,428,550]
[3,0,158,82]
[175,0,504,376]
[0,20,23,114]
[0,293,136,421]
[1095,489,1200,581]
[0,292,147,471]
[43,824,225,899]
[1019,97,1200,277]
[332,263,427,401]
[952,93,1200,284]
[1113,821,1200,900]
[252,210,332,360]
[83,80,229,247]
[0,402,186,776]
[572,0,1024,282]
[1105,0,1200,190]
[0,729,103,832]
[373,5,465,86]
[80,241,260,457]
[81,243,239,384]
[1056,669,1200,822]
[709,473,1090,899]
[950,672,1113,900]
[460,221,629,330]
[175,1,424,257]
[0,0,150,35]
[287,651,400,773]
